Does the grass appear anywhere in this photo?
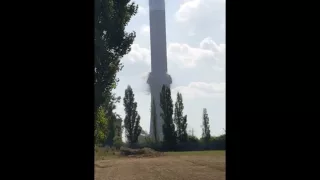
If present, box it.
[95,149,225,180]
[95,147,119,160]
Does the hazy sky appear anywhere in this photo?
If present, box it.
[113,0,225,138]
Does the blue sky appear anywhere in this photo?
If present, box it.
[114,0,225,138]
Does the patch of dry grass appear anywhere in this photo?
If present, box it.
[95,150,225,180]
[95,147,119,160]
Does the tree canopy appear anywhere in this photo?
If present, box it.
[94,0,138,114]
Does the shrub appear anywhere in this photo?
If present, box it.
[119,147,162,157]
[113,136,123,150]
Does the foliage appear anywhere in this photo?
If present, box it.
[174,92,188,143]
[126,130,225,152]
[103,95,121,146]
[201,108,211,143]
[151,98,158,143]
[94,0,138,149]
[113,136,123,149]
[119,147,162,157]
[94,0,138,114]
[144,136,155,145]
[188,135,200,143]
[160,85,177,150]
[123,85,142,146]
[95,106,108,146]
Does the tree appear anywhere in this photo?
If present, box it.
[113,136,123,150]
[94,0,138,148]
[151,98,158,143]
[123,85,142,146]
[160,85,176,149]
[105,113,115,145]
[94,0,138,114]
[181,115,188,142]
[95,106,108,146]
[188,135,199,143]
[103,95,121,146]
[201,108,211,143]
[174,92,188,143]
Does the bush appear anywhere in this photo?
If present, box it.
[113,136,123,150]
[122,134,225,152]
[119,147,163,157]
[188,135,200,143]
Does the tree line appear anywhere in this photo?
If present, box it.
[95,84,225,151]
[129,85,224,151]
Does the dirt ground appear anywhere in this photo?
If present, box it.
[95,152,225,180]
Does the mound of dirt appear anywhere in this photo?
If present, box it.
[119,147,163,158]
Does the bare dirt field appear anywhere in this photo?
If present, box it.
[95,151,225,180]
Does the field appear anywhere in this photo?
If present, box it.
[95,150,225,180]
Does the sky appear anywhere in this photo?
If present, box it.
[113,0,225,138]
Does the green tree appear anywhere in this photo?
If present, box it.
[173,92,188,143]
[105,114,115,145]
[201,108,211,143]
[181,115,188,142]
[113,136,123,150]
[187,135,199,143]
[95,106,108,146]
[94,0,138,114]
[151,98,158,143]
[123,85,142,146]
[160,85,177,149]
[103,96,121,146]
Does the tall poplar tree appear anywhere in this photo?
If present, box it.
[201,108,211,143]
[174,92,188,143]
[123,85,142,145]
[160,85,176,149]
